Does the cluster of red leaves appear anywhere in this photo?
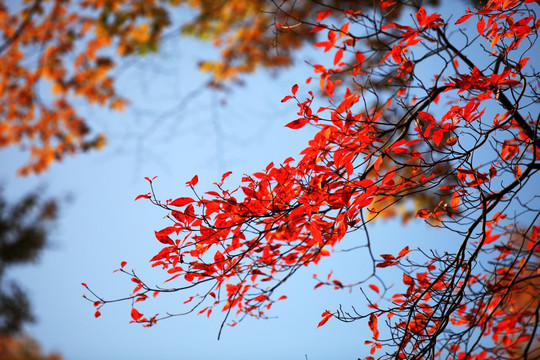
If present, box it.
[85,0,539,358]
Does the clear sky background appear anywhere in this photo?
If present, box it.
[0,1,499,359]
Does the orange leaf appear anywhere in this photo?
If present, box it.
[450,192,460,209]
[339,23,349,37]
[373,156,383,171]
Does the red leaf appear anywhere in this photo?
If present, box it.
[221,171,232,183]
[325,79,335,97]
[398,246,412,258]
[316,10,332,23]
[489,165,497,178]
[484,230,501,244]
[291,84,299,96]
[135,294,148,303]
[132,284,143,294]
[477,17,485,35]
[357,179,374,188]
[416,209,430,219]
[455,13,473,25]
[131,308,143,321]
[334,48,343,66]
[120,261,127,268]
[416,7,426,26]
[391,45,401,63]
[380,254,395,261]
[214,250,226,269]
[368,313,379,339]
[81,283,88,288]
[169,197,195,207]
[373,156,383,171]
[369,284,380,294]
[134,194,150,201]
[150,245,176,262]
[376,261,398,268]
[186,175,198,187]
[380,0,396,9]
[281,95,293,103]
[314,41,333,52]
[155,229,175,245]
[317,311,333,328]
[254,294,267,302]
[94,310,101,318]
[403,273,415,286]
[355,51,365,64]
[285,118,309,129]
[516,57,529,70]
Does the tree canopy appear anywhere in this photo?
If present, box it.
[0,0,450,175]
[83,0,540,359]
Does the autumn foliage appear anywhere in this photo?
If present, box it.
[84,0,539,359]
[1,0,407,175]
[0,334,62,360]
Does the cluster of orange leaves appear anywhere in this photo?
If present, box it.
[0,0,157,174]
[1,0,374,175]
[0,334,62,360]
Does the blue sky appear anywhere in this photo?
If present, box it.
[0,1,500,359]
